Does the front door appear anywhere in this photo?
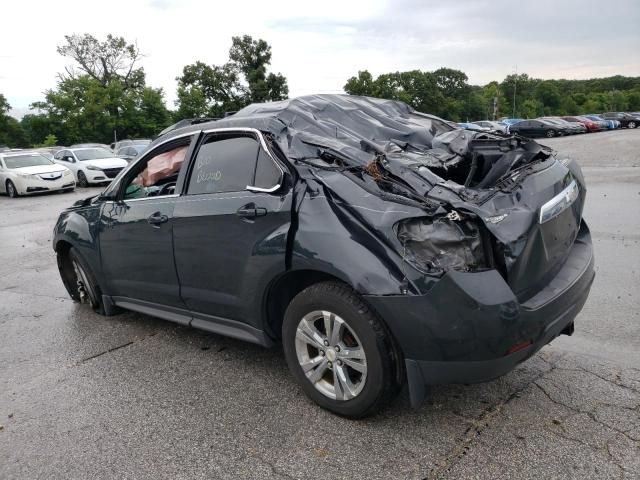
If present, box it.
[172,130,292,328]
[99,135,196,309]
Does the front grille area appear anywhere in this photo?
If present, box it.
[103,168,123,179]
[39,173,63,181]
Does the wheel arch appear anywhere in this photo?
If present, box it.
[263,269,405,381]
[264,269,343,340]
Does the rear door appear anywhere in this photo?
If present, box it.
[172,129,293,329]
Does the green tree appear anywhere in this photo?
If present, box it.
[0,94,28,148]
[535,82,561,114]
[176,35,289,119]
[30,34,171,144]
[34,134,58,147]
[57,34,144,89]
[627,90,640,111]
[344,71,376,96]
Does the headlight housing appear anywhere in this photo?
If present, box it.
[16,172,38,179]
[86,165,102,171]
[396,212,487,274]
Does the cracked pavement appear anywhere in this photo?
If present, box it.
[1,129,639,479]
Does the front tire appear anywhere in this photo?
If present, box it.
[6,180,19,198]
[628,121,637,129]
[546,129,556,138]
[282,281,401,418]
[77,171,89,188]
[57,247,105,314]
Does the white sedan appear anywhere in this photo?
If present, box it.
[53,147,128,187]
[0,152,75,198]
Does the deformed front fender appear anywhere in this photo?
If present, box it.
[52,204,104,285]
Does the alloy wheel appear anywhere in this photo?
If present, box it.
[294,310,368,401]
[629,121,637,129]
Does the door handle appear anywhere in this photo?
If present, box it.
[147,212,169,226]
[236,205,267,218]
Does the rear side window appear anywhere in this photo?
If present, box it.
[188,136,259,195]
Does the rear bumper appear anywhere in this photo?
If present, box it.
[365,224,594,406]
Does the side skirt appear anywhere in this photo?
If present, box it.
[107,295,274,347]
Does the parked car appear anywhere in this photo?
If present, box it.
[472,120,508,133]
[70,143,112,149]
[561,116,602,132]
[115,144,149,163]
[584,115,619,130]
[457,122,490,132]
[53,147,128,187]
[0,151,75,197]
[110,139,151,152]
[601,112,640,129]
[499,118,524,126]
[496,118,525,133]
[509,119,566,137]
[539,117,586,134]
[53,95,594,417]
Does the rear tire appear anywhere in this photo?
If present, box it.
[282,281,401,418]
[6,180,18,198]
[77,171,89,188]
[57,247,105,315]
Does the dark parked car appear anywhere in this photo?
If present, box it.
[509,119,567,137]
[110,139,151,152]
[601,112,640,129]
[539,117,585,134]
[116,144,148,163]
[53,95,594,417]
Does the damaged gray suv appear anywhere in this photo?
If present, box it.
[53,95,594,418]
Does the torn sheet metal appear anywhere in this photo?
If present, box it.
[160,94,586,299]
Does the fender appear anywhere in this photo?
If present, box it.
[52,205,106,289]
[289,177,409,295]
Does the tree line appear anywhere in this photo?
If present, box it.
[2,33,640,148]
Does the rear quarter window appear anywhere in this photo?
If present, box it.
[253,149,282,190]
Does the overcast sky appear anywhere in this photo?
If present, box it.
[2,0,639,118]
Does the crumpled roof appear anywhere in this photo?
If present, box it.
[165,94,458,167]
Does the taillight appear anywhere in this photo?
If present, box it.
[396,211,487,275]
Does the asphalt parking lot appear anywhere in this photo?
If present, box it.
[1,129,639,479]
